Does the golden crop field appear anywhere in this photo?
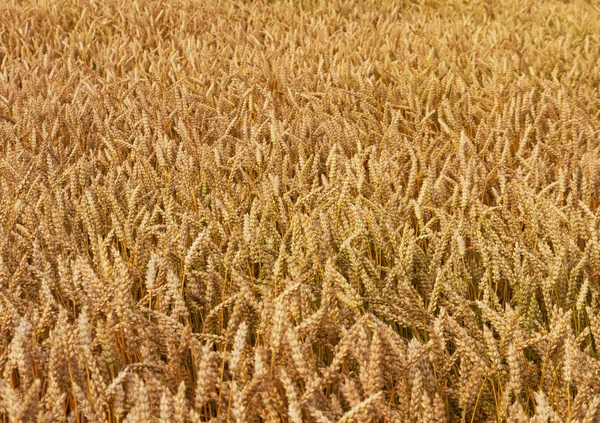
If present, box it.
[1,0,600,421]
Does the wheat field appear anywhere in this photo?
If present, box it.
[0,0,600,421]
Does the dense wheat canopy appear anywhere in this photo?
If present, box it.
[1,0,600,421]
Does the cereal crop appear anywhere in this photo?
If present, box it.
[1,0,600,421]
